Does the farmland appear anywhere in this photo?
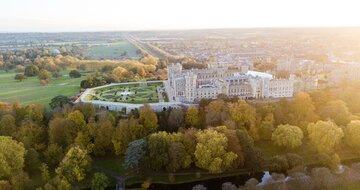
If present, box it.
[84,41,140,60]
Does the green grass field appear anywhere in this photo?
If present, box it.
[89,82,165,104]
[85,41,140,60]
[0,70,86,107]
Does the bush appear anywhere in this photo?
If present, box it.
[269,155,289,171]
[69,70,81,78]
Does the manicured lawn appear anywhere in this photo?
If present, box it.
[0,70,87,107]
[90,82,166,104]
[85,41,140,59]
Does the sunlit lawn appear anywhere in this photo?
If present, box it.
[0,70,88,107]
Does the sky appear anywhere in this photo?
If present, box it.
[0,0,359,32]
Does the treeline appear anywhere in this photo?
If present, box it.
[0,47,170,86]
[1,81,360,189]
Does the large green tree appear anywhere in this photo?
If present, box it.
[271,124,304,149]
[318,100,351,126]
[228,100,258,140]
[307,120,344,152]
[194,128,237,173]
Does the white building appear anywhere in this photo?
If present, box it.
[167,63,295,103]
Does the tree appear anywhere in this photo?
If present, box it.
[139,104,158,133]
[318,100,351,126]
[167,108,185,132]
[38,69,51,81]
[344,120,360,149]
[24,65,39,77]
[228,100,258,140]
[93,120,114,156]
[185,106,200,128]
[194,128,237,173]
[258,113,275,140]
[147,132,170,171]
[49,118,76,148]
[307,120,344,153]
[0,114,17,137]
[289,92,318,130]
[14,73,26,82]
[166,132,190,172]
[205,100,229,127]
[111,66,130,82]
[17,120,45,150]
[223,128,245,169]
[236,130,265,171]
[69,70,81,78]
[24,148,41,172]
[0,136,26,178]
[55,146,91,183]
[77,64,87,71]
[311,167,337,189]
[52,70,62,78]
[271,124,303,149]
[91,173,109,190]
[44,143,64,167]
[49,95,71,109]
[73,103,96,121]
[123,139,147,171]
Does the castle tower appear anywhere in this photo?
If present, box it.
[185,72,197,102]
[168,63,182,87]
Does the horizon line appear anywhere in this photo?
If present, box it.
[1,25,360,34]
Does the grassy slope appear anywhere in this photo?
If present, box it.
[0,70,85,107]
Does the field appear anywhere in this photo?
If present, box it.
[0,70,86,107]
[88,82,167,104]
[84,41,140,60]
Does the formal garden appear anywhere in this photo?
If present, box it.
[87,82,167,104]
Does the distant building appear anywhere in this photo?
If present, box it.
[167,63,295,103]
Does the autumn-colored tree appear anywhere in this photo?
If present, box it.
[38,69,51,81]
[307,120,344,153]
[93,120,114,156]
[228,100,258,140]
[55,146,91,183]
[318,100,351,126]
[205,100,229,127]
[0,114,17,137]
[290,92,318,129]
[16,120,45,150]
[48,118,76,148]
[139,104,158,133]
[111,66,130,81]
[73,103,96,121]
[344,120,360,149]
[185,106,200,128]
[271,124,304,149]
[0,136,26,178]
[112,118,140,156]
[67,110,86,130]
[167,108,185,132]
[194,128,237,173]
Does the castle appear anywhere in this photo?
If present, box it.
[166,63,295,103]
